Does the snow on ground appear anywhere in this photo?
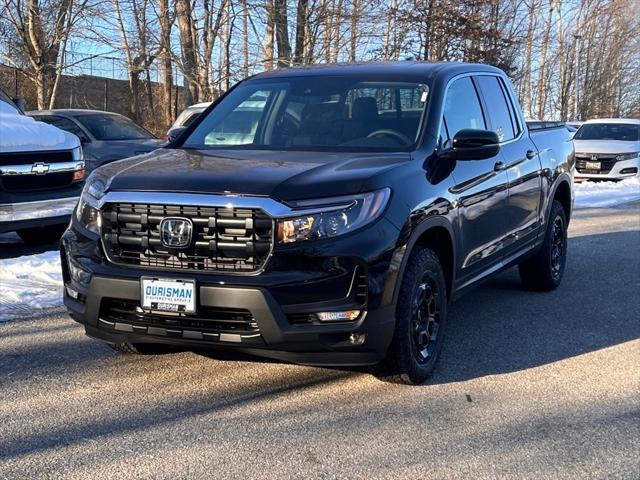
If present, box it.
[574,176,640,208]
[0,251,63,322]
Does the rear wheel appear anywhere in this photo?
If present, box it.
[519,200,568,291]
[372,247,448,385]
[17,225,67,244]
[107,342,174,355]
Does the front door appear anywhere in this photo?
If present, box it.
[442,76,511,287]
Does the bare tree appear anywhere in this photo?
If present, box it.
[2,0,89,109]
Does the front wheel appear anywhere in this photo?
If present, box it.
[372,247,448,385]
[518,200,568,291]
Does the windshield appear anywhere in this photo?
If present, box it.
[184,76,430,152]
[574,123,640,141]
[76,113,153,140]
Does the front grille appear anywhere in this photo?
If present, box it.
[0,171,74,192]
[99,298,263,343]
[0,150,73,166]
[575,155,617,174]
[101,202,273,273]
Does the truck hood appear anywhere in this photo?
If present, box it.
[101,148,411,200]
[573,140,640,155]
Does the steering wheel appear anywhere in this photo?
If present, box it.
[366,129,413,145]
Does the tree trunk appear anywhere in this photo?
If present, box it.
[265,0,275,69]
[349,0,359,62]
[176,0,199,104]
[294,0,309,64]
[536,0,555,120]
[242,0,249,76]
[158,0,173,123]
[274,0,291,66]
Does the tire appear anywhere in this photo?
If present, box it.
[518,200,568,291]
[372,247,448,385]
[17,225,67,245]
[107,342,174,355]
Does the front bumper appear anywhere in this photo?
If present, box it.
[61,215,402,366]
[0,196,79,233]
[575,157,640,181]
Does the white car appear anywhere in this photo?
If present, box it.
[166,102,212,141]
[0,89,84,243]
[573,118,640,181]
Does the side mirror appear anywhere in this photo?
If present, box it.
[167,126,188,143]
[444,129,501,160]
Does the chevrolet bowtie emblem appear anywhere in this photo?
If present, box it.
[31,162,50,174]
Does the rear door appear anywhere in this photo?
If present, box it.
[475,75,542,253]
[443,76,511,286]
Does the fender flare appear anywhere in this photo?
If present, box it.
[545,171,573,224]
[384,215,457,307]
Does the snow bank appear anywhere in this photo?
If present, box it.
[0,251,63,322]
[574,177,640,208]
[0,109,66,148]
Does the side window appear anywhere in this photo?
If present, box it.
[41,116,89,142]
[443,77,486,139]
[475,76,516,142]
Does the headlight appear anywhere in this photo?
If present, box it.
[75,172,109,234]
[615,152,640,161]
[72,145,83,161]
[277,188,391,244]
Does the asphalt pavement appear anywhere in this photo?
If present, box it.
[1,204,639,479]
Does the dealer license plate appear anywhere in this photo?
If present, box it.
[141,278,196,313]
[585,161,600,170]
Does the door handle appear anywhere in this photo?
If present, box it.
[494,161,506,172]
[526,150,536,159]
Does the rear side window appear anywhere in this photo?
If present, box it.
[443,77,486,139]
[475,76,516,142]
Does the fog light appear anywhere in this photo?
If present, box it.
[67,256,91,286]
[66,285,79,299]
[620,167,638,175]
[349,333,366,345]
[316,310,360,322]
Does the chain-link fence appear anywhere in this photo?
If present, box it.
[0,45,185,135]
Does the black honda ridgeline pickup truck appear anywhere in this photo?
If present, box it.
[62,62,574,384]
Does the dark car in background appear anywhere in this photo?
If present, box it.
[28,110,164,172]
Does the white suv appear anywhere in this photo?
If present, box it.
[573,118,640,181]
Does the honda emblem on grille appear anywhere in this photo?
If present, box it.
[160,217,193,248]
[590,154,598,161]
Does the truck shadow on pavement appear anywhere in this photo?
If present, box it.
[430,229,640,385]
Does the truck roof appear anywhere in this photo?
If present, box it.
[251,61,504,81]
